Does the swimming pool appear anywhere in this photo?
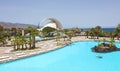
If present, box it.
[0,41,120,71]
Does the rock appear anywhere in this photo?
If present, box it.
[92,43,118,53]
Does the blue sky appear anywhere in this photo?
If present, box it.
[0,0,120,28]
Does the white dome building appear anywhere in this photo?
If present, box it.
[38,18,63,31]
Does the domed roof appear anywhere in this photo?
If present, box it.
[38,18,63,30]
[42,22,58,29]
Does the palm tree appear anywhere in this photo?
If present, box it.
[31,29,39,48]
[56,31,61,45]
[89,28,95,39]
[27,37,32,49]
[60,29,67,41]
[85,30,89,38]
[95,26,102,39]
[0,25,4,32]
[11,27,17,36]
[4,28,11,41]
[26,26,39,49]
[109,38,115,47]
[103,38,107,44]
[0,26,7,46]
[71,27,80,36]
[108,32,116,40]
[66,30,74,42]
[0,33,6,46]
[26,26,33,49]
[21,36,27,50]
[13,35,28,50]
[12,39,16,50]
[97,39,101,45]
[12,36,21,50]
[115,24,120,40]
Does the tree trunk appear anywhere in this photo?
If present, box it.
[87,35,88,38]
[29,37,32,49]
[32,36,36,49]
[97,35,99,39]
[117,36,119,40]
[113,37,115,40]
[25,43,28,49]
[21,44,24,50]
[29,43,32,49]
[13,42,16,50]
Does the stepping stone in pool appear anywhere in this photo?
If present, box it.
[96,56,103,59]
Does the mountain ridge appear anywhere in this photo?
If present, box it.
[0,21,37,29]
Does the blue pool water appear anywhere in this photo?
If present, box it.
[26,36,42,41]
[35,36,42,41]
[0,41,120,71]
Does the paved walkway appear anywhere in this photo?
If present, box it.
[0,37,71,63]
[0,36,119,63]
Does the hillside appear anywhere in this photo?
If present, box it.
[0,22,37,29]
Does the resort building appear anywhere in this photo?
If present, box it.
[38,18,63,31]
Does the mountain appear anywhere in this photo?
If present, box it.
[0,22,37,29]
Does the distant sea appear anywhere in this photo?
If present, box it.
[82,28,115,32]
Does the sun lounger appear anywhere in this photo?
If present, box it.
[16,52,25,56]
[0,56,9,59]
[46,48,52,51]
[29,52,37,55]
[0,58,7,62]
[37,50,44,53]
[0,56,13,62]
[16,52,28,58]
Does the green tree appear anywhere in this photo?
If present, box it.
[71,27,80,36]
[42,27,56,36]
[0,26,7,46]
[95,26,102,39]
[109,38,115,47]
[0,33,6,46]
[55,31,61,45]
[0,25,4,32]
[62,29,69,41]
[103,38,107,44]
[12,36,21,50]
[115,24,120,40]
[85,30,89,38]
[89,28,95,39]
[26,26,39,49]
[108,32,116,40]
[66,30,74,41]
[21,36,27,50]
[11,27,17,36]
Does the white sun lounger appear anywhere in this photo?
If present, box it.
[29,52,37,55]
[16,52,28,58]
[0,56,13,62]
[0,56,9,59]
